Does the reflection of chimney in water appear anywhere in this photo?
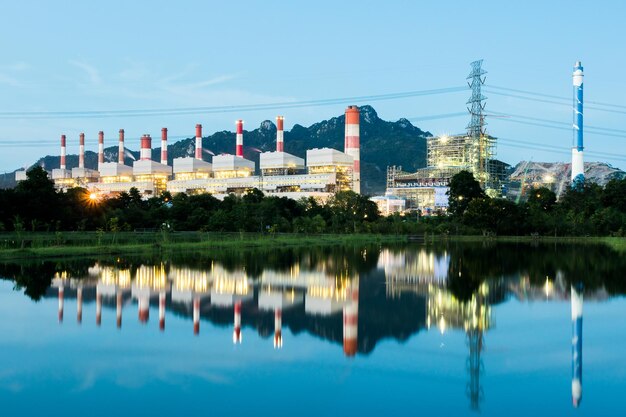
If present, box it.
[58,285,64,323]
[274,309,282,349]
[139,294,149,324]
[96,288,102,326]
[159,291,166,331]
[343,278,359,357]
[77,285,83,324]
[116,291,123,329]
[571,284,583,408]
[233,300,242,344]
[193,297,200,335]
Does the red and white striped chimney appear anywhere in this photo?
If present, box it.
[116,290,123,329]
[274,309,282,349]
[161,128,168,165]
[236,120,244,158]
[138,294,149,324]
[79,133,85,168]
[58,285,64,323]
[140,134,152,161]
[98,131,105,167]
[77,286,83,324]
[96,287,102,326]
[193,297,200,335]
[343,279,359,357]
[195,124,203,160]
[159,291,166,331]
[60,135,67,169]
[344,106,360,193]
[118,129,125,164]
[276,116,284,152]
[233,300,242,344]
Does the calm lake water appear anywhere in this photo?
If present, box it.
[0,242,625,416]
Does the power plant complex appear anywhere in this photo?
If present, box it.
[15,60,588,213]
[19,106,362,201]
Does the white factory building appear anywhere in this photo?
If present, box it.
[17,107,362,202]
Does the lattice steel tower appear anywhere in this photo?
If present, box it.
[466,60,497,194]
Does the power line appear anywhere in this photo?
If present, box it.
[490,117,626,139]
[489,110,626,134]
[484,90,626,115]
[497,136,626,161]
[407,112,467,122]
[0,86,467,120]
[489,85,626,110]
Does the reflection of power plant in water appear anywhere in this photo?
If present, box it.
[571,283,583,408]
[49,261,360,356]
[379,249,493,410]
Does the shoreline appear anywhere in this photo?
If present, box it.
[0,232,624,261]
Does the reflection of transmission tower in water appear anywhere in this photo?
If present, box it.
[467,328,484,410]
[467,60,498,196]
[424,279,494,411]
[466,289,488,411]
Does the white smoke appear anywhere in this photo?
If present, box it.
[124,150,136,161]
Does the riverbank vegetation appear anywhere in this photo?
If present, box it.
[2,166,626,240]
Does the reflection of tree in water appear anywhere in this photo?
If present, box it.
[0,259,95,301]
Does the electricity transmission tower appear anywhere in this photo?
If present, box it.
[466,60,498,195]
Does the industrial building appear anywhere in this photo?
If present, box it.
[384,61,499,213]
[20,106,362,201]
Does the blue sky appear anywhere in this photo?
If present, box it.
[1,0,625,172]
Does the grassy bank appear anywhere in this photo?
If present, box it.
[0,232,408,260]
[423,234,626,251]
[2,231,625,261]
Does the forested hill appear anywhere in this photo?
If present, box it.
[16,105,431,195]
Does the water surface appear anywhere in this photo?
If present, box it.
[1,242,624,416]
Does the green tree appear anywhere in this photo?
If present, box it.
[447,170,485,217]
[526,187,556,211]
[602,178,626,212]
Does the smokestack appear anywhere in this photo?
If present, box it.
[96,288,102,326]
[79,133,85,168]
[140,134,152,161]
[343,280,359,357]
[161,128,168,165]
[571,61,584,184]
[116,290,122,329]
[195,124,203,160]
[138,294,149,324]
[571,283,583,408]
[118,129,125,164]
[98,131,104,167]
[58,285,64,323]
[276,116,284,152]
[159,291,166,331]
[77,286,83,324]
[233,300,242,344]
[60,135,67,170]
[236,120,244,158]
[344,106,360,193]
[193,297,200,335]
[274,309,282,349]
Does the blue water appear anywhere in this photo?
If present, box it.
[0,243,624,416]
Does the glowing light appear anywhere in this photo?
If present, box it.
[89,193,97,201]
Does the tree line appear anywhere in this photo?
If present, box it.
[2,166,625,236]
[0,166,385,234]
[442,170,626,236]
